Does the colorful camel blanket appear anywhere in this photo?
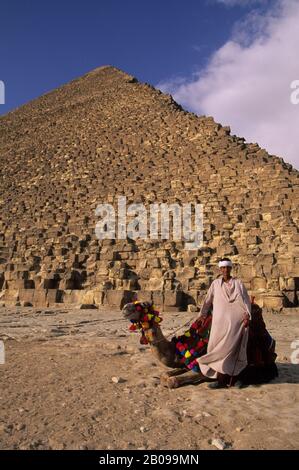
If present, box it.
[171,315,212,372]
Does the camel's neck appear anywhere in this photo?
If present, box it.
[145,324,177,368]
[145,324,168,346]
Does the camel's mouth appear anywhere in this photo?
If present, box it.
[122,301,156,322]
[122,302,142,321]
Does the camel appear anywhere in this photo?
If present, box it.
[122,300,278,389]
[122,300,212,388]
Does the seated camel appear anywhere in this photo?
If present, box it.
[122,300,278,389]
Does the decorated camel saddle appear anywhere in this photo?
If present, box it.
[122,299,278,389]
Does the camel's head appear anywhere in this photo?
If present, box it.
[122,301,154,322]
[122,301,163,344]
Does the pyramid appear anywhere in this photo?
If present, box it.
[0,65,298,310]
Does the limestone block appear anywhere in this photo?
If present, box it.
[94,290,105,306]
[286,277,295,290]
[149,268,163,278]
[18,289,35,305]
[8,279,26,289]
[59,278,75,290]
[148,258,161,268]
[106,290,133,309]
[152,291,164,309]
[134,291,152,303]
[163,280,173,290]
[182,251,198,267]
[176,267,196,281]
[61,290,84,305]
[33,289,48,307]
[81,290,96,305]
[139,268,151,280]
[146,278,164,291]
[251,277,267,291]
[218,245,237,257]
[267,278,280,290]
[263,293,284,309]
[4,271,17,282]
[238,265,254,282]
[46,289,62,305]
[164,290,182,307]
[187,304,199,313]
[188,279,207,290]
[122,279,138,290]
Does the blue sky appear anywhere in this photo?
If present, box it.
[1,0,298,169]
[0,0,264,115]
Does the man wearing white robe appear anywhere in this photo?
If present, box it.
[197,258,251,388]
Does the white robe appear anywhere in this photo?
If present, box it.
[197,276,252,379]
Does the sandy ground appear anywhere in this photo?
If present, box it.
[0,306,298,450]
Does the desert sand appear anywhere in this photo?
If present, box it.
[0,306,298,450]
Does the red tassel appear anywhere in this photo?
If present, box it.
[140,333,148,345]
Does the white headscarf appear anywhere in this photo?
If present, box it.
[218,260,232,268]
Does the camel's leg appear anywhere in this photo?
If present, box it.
[160,368,189,389]
[163,368,188,377]
[161,370,206,389]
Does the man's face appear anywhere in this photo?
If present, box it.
[220,266,232,278]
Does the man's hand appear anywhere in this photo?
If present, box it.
[197,312,207,321]
[194,313,208,327]
[243,314,250,328]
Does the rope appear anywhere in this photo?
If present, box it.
[150,316,203,344]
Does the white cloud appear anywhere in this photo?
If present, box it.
[214,0,266,6]
[157,0,299,170]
